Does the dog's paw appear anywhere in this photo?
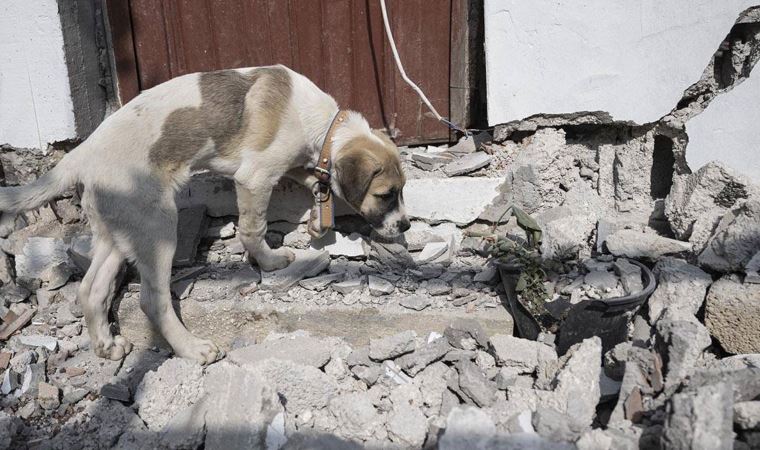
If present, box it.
[93,335,133,361]
[175,337,224,365]
[257,248,295,271]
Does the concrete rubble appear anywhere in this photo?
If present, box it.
[1,8,760,449]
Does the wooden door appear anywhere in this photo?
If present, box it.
[106,0,470,145]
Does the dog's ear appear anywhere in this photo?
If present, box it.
[334,147,380,208]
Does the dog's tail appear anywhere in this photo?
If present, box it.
[0,145,84,213]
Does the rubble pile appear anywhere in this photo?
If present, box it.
[1,9,760,448]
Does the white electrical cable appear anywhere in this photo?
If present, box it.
[380,0,467,135]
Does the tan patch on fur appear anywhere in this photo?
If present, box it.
[335,134,405,226]
[149,66,292,173]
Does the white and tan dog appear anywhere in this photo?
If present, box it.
[0,65,409,364]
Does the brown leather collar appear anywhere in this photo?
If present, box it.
[307,110,348,238]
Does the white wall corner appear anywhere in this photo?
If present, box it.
[0,0,77,151]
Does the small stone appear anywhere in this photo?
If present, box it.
[332,277,365,294]
[368,275,394,296]
[452,294,477,307]
[18,334,58,352]
[0,284,30,303]
[299,272,344,291]
[427,279,452,296]
[38,382,60,410]
[260,249,330,291]
[18,401,37,420]
[101,383,131,402]
[443,152,493,176]
[65,367,86,377]
[218,222,236,239]
[1,369,20,395]
[63,388,89,404]
[399,295,431,311]
[417,241,449,264]
[369,330,417,361]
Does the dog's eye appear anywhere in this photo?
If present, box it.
[374,192,393,200]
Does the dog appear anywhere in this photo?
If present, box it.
[0,65,410,364]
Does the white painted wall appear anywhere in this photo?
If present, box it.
[0,0,77,150]
[687,73,760,181]
[484,0,756,126]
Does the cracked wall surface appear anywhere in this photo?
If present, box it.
[485,1,760,182]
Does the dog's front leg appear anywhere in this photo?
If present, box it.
[234,170,295,271]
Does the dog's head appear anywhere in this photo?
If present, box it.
[334,131,410,238]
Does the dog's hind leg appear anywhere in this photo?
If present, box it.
[78,234,132,360]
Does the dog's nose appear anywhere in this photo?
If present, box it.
[398,218,411,232]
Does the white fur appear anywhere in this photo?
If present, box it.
[0,65,406,365]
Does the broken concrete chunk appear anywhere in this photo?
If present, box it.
[553,337,602,429]
[455,359,498,407]
[605,229,691,259]
[396,337,452,376]
[666,162,756,252]
[15,236,72,282]
[399,295,431,311]
[202,362,284,450]
[17,335,58,352]
[369,330,417,361]
[0,284,30,303]
[332,276,365,295]
[37,382,60,410]
[699,200,760,273]
[584,270,619,291]
[416,241,449,264]
[613,258,644,294]
[387,403,428,447]
[438,406,496,450]
[248,358,338,414]
[705,276,760,354]
[445,318,490,350]
[228,336,332,368]
[662,382,734,450]
[260,249,330,291]
[405,177,503,225]
[532,406,587,442]
[368,275,394,296]
[734,401,760,430]
[328,392,384,442]
[655,313,712,388]
[443,152,493,177]
[648,257,712,323]
[488,334,558,374]
[133,358,205,430]
[299,272,343,291]
[311,231,366,258]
